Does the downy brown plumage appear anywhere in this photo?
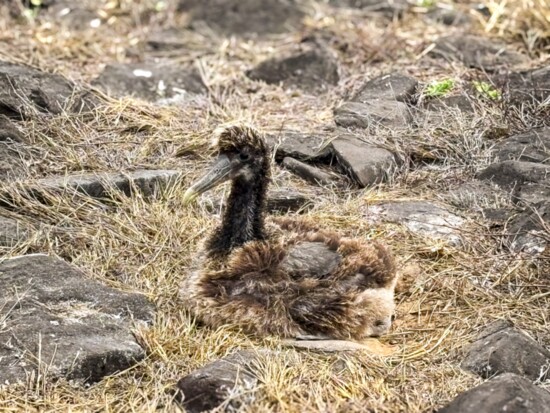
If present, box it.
[181,124,398,339]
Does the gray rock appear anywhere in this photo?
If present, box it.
[331,137,395,187]
[35,170,182,200]
[426,7,471,26]
[493,128,550,164]
[280,241,341,278]
[146,28,189,52]
[462,321,550,380]
[495,65,550,105]
[206,189,312,214]
[176,350,270,412]
[0,115,24,143]
[477,161,550,205]
[445,180,510,211]
[364,200,465,245]
[0,142,27,180]
[45,4,101,30]
[352,72,418,104]
[506,202,549,254]
[282,157,340,186]
[430,35,528,71]
[438,373,550,413]
[267,130,332,162]
[178,0,305,36]
[0,254,153,385]
[0,216,30,248]
[424,95,474,113]
[328,0,409,17]
[334,100,413,129]
[93,63,206,102]
[267,189,312,212]
[246,46,339,93]
[0,61,90,118]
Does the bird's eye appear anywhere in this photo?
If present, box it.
[375,320,385,327]
[239,152,250,162]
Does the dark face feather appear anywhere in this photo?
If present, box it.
[183,124,270,203]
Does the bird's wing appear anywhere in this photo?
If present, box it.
[279,241,341,279]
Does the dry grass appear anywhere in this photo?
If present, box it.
[0,0,549,412]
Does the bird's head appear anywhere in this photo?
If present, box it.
[355,286,397,338]
[183,123,270,203]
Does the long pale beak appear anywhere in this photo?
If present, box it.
[183,154,233,204]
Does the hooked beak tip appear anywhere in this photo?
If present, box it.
[182,188,198,205]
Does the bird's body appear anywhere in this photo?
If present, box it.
[181,124,398,339]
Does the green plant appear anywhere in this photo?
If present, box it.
[473,81,501,100]
[424,79,455,98]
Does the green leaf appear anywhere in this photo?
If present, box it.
[472,81,501,100]
[424,79,455,98]
[417,0,436,7]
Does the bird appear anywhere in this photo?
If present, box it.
[181,123,398,340]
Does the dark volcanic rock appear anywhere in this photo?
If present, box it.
[0,61,89,118]
[430,35,528,71]
[0,115,24,143]
[207,189,312,214]
[507,202,549,254]
[424,95,474,113]
[439,373,550,413]
[328,0,409,16]
[93,63,205,102]
[426,7,471,26]
[280,242,341,278]
[267,189,312,212]
[495,65,550,105]
[331,137,395,187]
[462,321,550,380]
[352,72,418,104]
[267,130,332,162]
[334,101,412,129]
[445,180,510,212]
[246,46,339,93]
[178,0,305,36]
[146,28,189,52]
[493,128,550,164]
[282,157,340,186]
[0,254,153,385]
[364,200,465,245]
[176,350,269,412]
[0,216,30,248]
[477,161,550,205]
[35,170,182,200]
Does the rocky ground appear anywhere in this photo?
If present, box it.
[0,0,549,411]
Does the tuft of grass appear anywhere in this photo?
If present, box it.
[424,79,455,98]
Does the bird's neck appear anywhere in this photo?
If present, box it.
[206,164,269,256]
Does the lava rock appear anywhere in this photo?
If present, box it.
[93,63,205,102]
[445,180,510,212]
[430,34,528,71]
[328,0,409,17]
[0,254,153,385]
[267,130,332,162]
[146,28,189,52]
[176,350,270,412]
[282,157,340,186]
[424,95,474,113]
[477,161,550,205]
[334,101,413,129]
[331,137,395,187]
[462,320,550,380]
[506,202,549,254]
[178,0,305,36]
[493,128,550,164]
[246,46,339,93]
[426,7,471,26]
[267,189,312,212]
[0,61,90,118]
[33,170,182,200]
[438,373,550,413]
[364,200,465,246]
[0,115,24,143]
[351,72,418,104]
[0,215,30,248]
[495,65,550,105]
